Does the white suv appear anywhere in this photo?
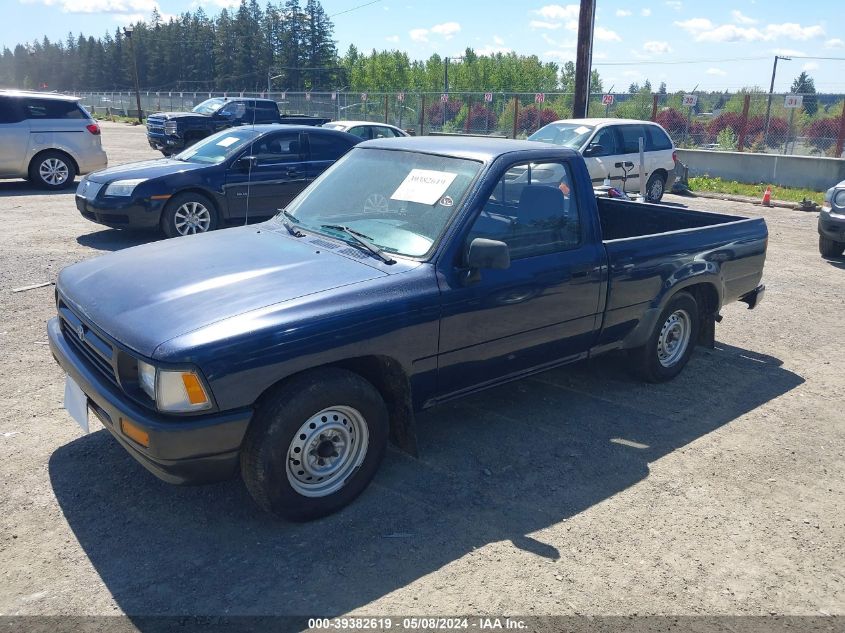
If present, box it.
[0,91,108,189]
[529,118,676,202]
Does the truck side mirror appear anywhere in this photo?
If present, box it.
[584,144,604,157]
[464,238,510,284]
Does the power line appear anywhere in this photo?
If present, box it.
[329,0,382,18]
[595,56,771,66]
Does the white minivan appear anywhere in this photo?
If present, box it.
[528,118,676,202]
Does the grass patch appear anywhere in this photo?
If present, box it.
[688,176,825,204]
[92,113,145,125]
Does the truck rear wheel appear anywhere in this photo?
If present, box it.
[819,235,845,258]
[628,292,700,382]
[240,368,389,521]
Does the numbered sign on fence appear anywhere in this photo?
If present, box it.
[601,94,614,105]
[397,92,405,102]
[280,91,286,100]
[682,94,698,107]
[440,93,449,103]
[784,94,803,109]
[535,93,545,104]
[331,91,336,100]
[305,92,311,101]
[361,92,368,102]
[484,92,493,102]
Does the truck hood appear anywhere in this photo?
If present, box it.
[150,111,210,120]
[86,158,207,182]
[57,225,390,358]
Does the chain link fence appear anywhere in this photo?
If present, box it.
[71,89,845,158]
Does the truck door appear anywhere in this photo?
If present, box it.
[224,131,308,219]
[436,160,605,398]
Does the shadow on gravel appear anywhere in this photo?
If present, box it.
[0,180,77,197]
[76,229,158,252]
[49,342,803,624]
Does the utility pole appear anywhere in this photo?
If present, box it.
[444,57,449,94]
[572,0,596,118]
[764,55,790,145]
[123,26,143,124]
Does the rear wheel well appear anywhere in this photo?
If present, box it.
[682,282,720,346]
[255,356,418,456]
[29,148,79,176]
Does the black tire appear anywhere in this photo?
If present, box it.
[645,172,667,203]
[819,235,845,258]
[240,368,389,521]
[160,192,218,238]
[628,292,700,383]
[29,150,77,190]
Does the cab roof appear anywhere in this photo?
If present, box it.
[359,135,578,163]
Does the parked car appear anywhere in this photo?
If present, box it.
[528,118,676,202]
[146,97,330,155]
[322,120,409,140]
[49,137,767,520]
[76,125,359,237]
[0,90,107,189]
[819,180,845,257]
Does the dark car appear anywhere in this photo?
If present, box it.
[145,97,330,155]
[53,137,767,520]
[76,125,359,237]
[819,180,845,258]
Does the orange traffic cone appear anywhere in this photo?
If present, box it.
[761,186,772,207]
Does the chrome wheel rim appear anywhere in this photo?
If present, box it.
[173,201,211,235]
[649,177,664,201]
[286,405,369,498]
[40,158,69,186]
[657,309,691,367]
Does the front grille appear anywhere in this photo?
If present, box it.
[59,301,118,386]
[146,118,165,134]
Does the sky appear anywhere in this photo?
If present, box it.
[3,0,844,93]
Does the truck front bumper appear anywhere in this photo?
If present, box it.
[739,284,765,309]
[147,134,185,153]
[48,317,252,485]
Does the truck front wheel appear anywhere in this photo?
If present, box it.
[240,368,389,521]
[819,235,845,258]
[628,292,700,382]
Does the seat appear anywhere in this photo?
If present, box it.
[517,185,566,226]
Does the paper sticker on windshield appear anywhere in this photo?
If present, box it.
[574,126,591,134]
[391,169,457,205]
[216,136,240,148]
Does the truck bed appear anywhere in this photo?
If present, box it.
[596,198,749,241]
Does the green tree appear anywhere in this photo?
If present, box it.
[790,71,817,116]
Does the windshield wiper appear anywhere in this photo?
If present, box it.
[320,224,396,264]
[279,209,304,237]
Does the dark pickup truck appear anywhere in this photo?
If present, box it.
[146,97,330,155]
[49,137,767,521]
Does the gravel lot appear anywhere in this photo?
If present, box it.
[0,122,843,619]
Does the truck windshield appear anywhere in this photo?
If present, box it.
[279,148,482,258]
[529,122,595,149]
[191,98,227,115]
[174,128,259,164]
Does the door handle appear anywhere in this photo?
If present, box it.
[286,169,301,177]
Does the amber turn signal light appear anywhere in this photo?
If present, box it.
[120,418,150,447]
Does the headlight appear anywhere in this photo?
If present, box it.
[834,190,845,209]
[164,121,178,135]
[136,360,212,413]
[105,178,146,197]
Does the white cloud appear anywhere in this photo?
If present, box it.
[802,62,819,71]
[543,50,574,62]
[674,18,713,32]
[706,67,727,76]
[665,0,682,9]
[771,48,806,56]
[615,9,631,17]
[641,8,652,16]
[826,38,845,49]
[595,26,621,42]
[535,4,580,20]
[764,23,824,40]
[409,28,428,42]
[493,35,505,45]
[696,24,765,42]
[643,40,671,53]
[431,21,461,39]
[22,0,161,11]
[476,44,512,56]
[530,20,562,30]
[385,35,399,43]
[731,10,757,25]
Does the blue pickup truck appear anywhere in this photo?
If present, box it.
[48,137,767,520]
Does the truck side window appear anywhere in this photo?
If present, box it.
[468,161,581,259]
